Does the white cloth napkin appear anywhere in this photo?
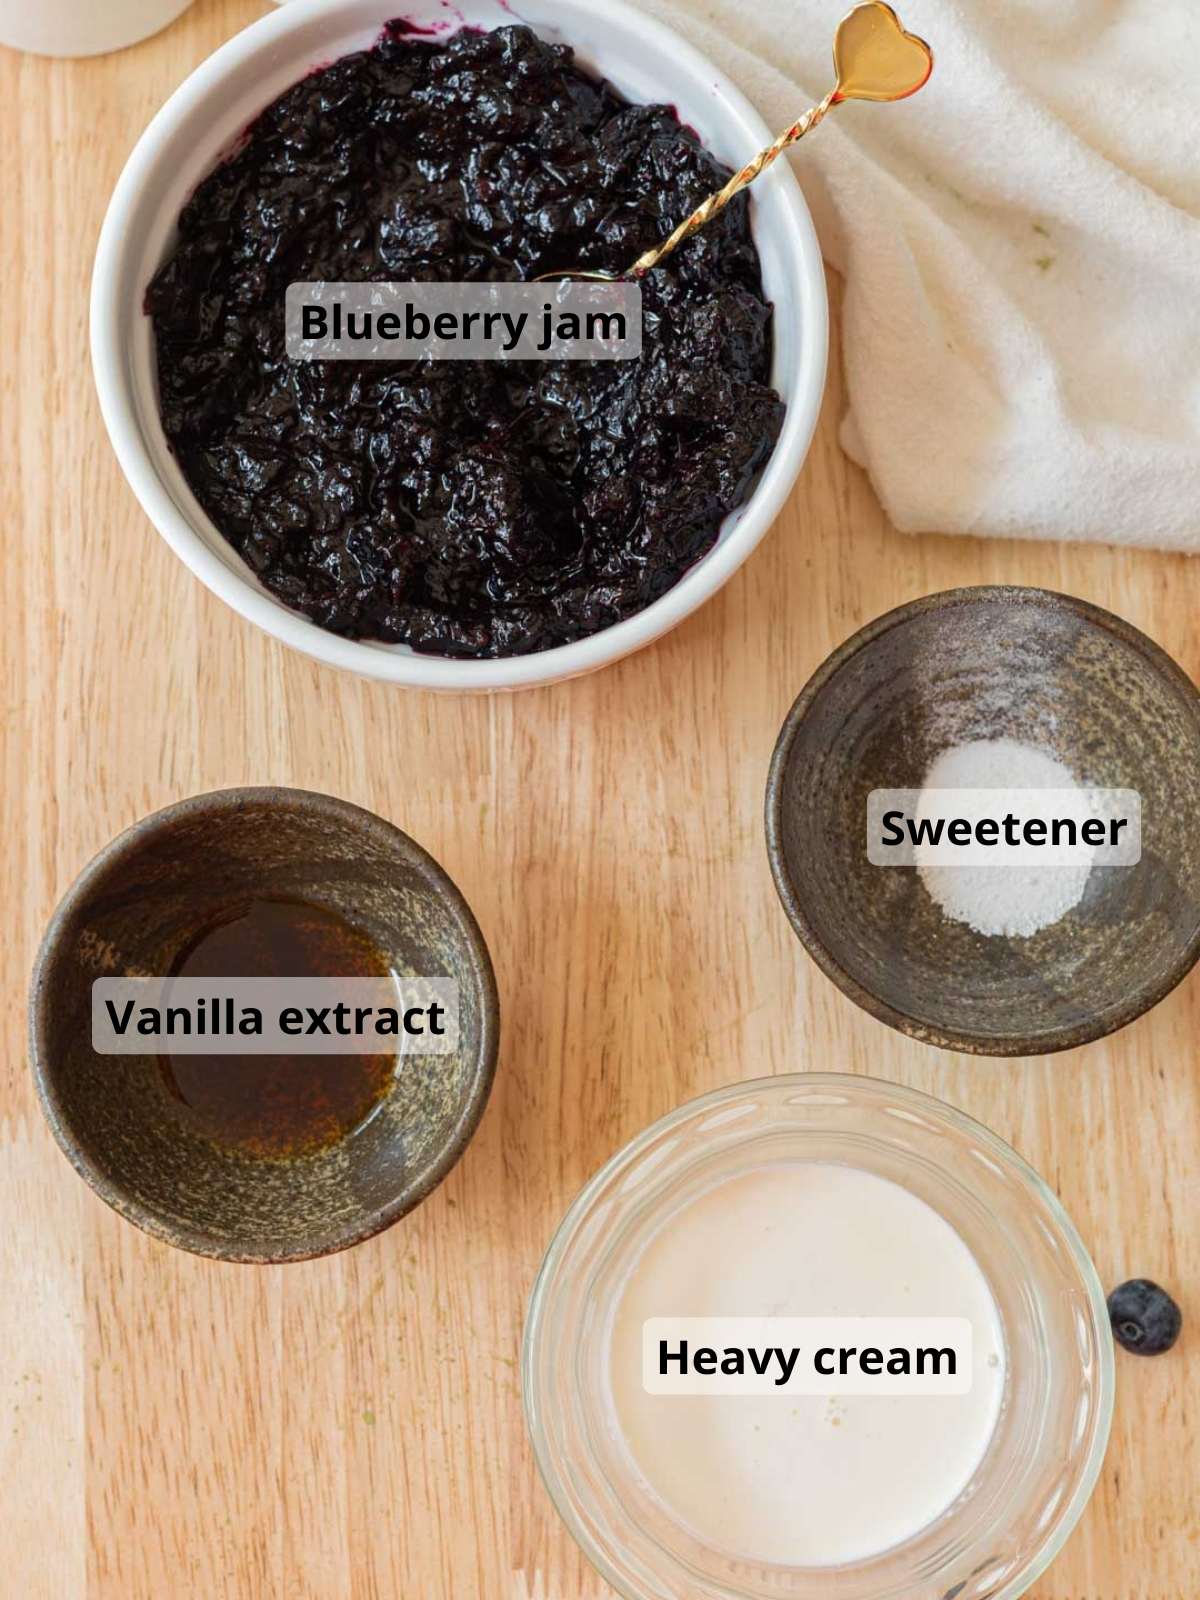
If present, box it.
[639,0,1200,552]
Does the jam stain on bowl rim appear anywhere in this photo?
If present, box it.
[90,0,827,690]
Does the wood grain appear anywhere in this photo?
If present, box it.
[1,4,1197,1596]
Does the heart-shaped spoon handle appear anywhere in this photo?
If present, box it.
[832,0,934,103]
[626,1,932,278]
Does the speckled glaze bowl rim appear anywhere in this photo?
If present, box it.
[28,786,501,1263]
[89,0,828,692]
[764,585,1200,1058]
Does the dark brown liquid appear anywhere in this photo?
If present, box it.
[161,898,395,1159]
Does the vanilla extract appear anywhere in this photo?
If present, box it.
[157,898,398,1159]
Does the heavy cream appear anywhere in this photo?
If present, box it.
[608,1163,1006,1567]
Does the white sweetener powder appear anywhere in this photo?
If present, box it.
[916,738,1091,938]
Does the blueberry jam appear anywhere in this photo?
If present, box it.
[147,24,786,658]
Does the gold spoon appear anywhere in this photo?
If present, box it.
[535,1,933,283]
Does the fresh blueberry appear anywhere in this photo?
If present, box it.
[1107,1278,1182,1356]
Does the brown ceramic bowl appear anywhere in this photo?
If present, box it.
[29,788,499,1261]
[766,587,1200,1056]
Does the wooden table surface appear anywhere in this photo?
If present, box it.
[2,4,1197,1596]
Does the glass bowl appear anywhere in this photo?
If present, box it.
[523,1073,1113,1600]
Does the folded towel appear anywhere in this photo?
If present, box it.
[641,0,1200,552]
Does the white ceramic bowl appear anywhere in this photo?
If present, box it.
[91,0,827,690]
[0,0,192,58]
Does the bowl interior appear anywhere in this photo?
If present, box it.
[771,590,1200,1053]
[31,792,496,1260]
[92,0,825,689]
